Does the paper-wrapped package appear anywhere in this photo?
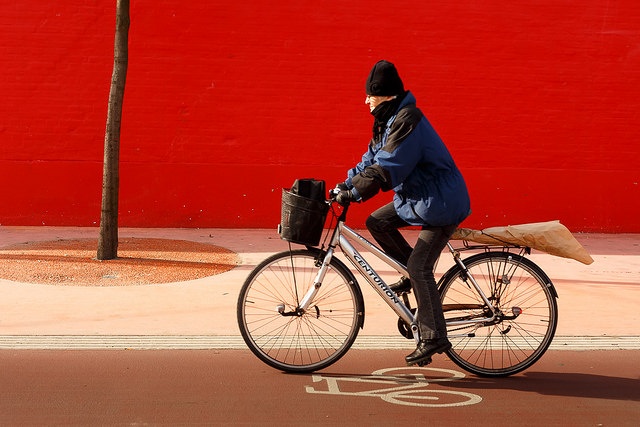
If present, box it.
[451,220,594,265]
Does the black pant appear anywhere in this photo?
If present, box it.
[365,202,457,340]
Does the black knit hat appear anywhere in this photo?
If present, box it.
[365,60,404,96]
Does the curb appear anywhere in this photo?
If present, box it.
[0,335,638,350]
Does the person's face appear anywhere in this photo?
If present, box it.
[365,95,395,112]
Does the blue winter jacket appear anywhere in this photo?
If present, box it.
[345,92,470,227]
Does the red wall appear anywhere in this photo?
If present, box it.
[1,1,639,232]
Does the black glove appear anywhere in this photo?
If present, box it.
[336,190,355,205]
[335,182,349,191]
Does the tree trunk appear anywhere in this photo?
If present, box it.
[97,0,130,260]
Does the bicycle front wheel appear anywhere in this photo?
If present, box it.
[438,251,558,377]
[237,249,364,373]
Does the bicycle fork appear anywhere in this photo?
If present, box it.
[297,247,336,311]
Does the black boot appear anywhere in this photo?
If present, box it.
[389,277,411,294]
[405,337,452,366]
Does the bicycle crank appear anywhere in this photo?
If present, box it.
[397,308,417,339]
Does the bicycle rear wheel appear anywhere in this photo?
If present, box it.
[237,249,364,373]
[438,251,557,377]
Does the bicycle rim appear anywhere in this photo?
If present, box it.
[439,252,558,377]
[237,250,363,373]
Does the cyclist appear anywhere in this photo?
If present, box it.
[335,60,471,366]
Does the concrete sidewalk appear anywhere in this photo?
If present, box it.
[1,226,639,349]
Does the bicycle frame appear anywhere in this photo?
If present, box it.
[297,212,500,343]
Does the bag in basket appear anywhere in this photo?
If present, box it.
[279,178,329,246]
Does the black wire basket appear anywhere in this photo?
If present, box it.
[279,179,329,246]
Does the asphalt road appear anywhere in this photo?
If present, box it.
[1,349,638,425]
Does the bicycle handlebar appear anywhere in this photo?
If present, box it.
[327,187,351,223]
[328,187,341,200]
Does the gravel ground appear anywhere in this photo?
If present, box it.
[0,238,238,286]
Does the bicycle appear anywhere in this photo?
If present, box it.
[237,182,558,377]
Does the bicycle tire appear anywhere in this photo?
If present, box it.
[237,249,364,373]
[438,251,558,377]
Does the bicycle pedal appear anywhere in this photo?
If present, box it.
[417,357,432,367]
[406,356,432,367]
